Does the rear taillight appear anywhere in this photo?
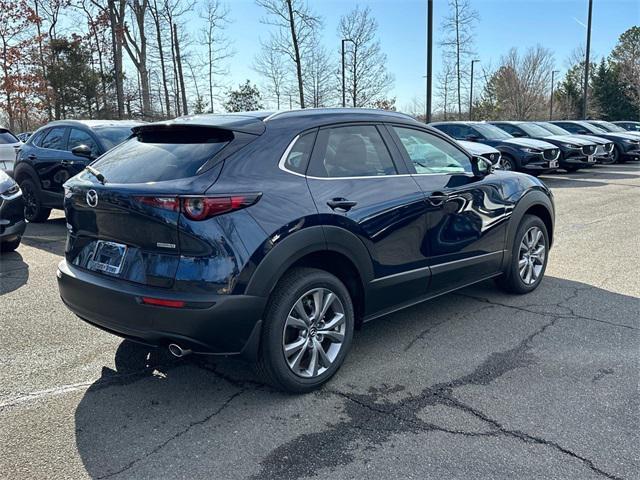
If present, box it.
[141,297,185,308]
[135,194,261,221]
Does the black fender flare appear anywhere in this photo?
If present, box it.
[503,189,555,267]
[244,225,374,298]
[13,162,41,187]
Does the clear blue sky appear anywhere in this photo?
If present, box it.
[210,0,638,110]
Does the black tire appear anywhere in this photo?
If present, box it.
[257,267,355,393]
[564,166,580,173]
[612,146,624,164]
[0,237,21,252]
[500,155,517,171]
[20,179,51,223]
[496,214,549,294]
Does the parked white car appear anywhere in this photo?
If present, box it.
[0,127,22,175]
[458,139,502,167]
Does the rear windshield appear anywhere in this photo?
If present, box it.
[0,129,19,144]
[93,126,136,149]
[90,126,232,183]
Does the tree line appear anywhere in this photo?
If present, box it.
[0,0,638,133]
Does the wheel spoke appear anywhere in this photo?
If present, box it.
[293,300,310,325]
[320,312,344,331]
[319,330,345,343]
[284,337,306,357]
[311,289,324,318]
[313,339,332,368]
[306,342,319,377]
[518,258,527,269]
[286,315,307,330]
[288,342,307,371]
[318,292,336,321]
[533,229,542,247]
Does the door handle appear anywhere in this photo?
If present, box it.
[60,159,74,166]
[28,154,37,161]
[327,198,358,212]
[427,192,449,206]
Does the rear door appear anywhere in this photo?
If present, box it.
[388,124,509,294]
[305,123,429,314]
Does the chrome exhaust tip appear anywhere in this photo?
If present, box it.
[168,343,192,358]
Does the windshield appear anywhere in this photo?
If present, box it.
[593,121,625,132]
[0,129,19,144]
[89,126,231,183]
[536,122,570,135]
[473,124,513,140]
[93,126,136,150]
[520,123,553,137]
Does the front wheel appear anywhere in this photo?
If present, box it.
[496,215,549,294]
[500,155,516,171]
[612,146,624,164]
[257,267,354,393]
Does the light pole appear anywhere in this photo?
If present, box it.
[549,70,559,120]
[341,38,355,108]
[425,0,433,123]
[582,0,593,119]
[469,59,480,120]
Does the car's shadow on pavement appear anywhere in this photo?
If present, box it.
[73,276,639,480]
[19,217,67,257]
[0,250,29,295]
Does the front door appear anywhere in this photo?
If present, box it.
[305,123,429,315]
[34,126,70,198]
[387,125,509,294]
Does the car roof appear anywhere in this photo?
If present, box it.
[430,121,490,125]
[141,108,425,135]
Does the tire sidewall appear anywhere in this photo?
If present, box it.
[262,269,354,392]
[508,215,549,293]
[20,179,41,222]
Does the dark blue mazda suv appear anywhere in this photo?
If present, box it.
[57,109,555,392]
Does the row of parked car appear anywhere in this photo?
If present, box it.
[1,115,639,255]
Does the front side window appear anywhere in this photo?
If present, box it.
[472,124,512,140]
[68,128,99,154]
[393,127,473,174]
[40,127,67,150]
[0,129,18,144]
[308,125,397,178]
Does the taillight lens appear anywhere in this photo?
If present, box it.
[141,297,185,308]
[135,194,261,221]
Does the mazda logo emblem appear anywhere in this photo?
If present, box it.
[86,190,98,208]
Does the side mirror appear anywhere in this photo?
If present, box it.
[511,131,524,137]
[465,134,480,142]
[577,129,589,135]
[72,144,94,159]
[473,156,493,177]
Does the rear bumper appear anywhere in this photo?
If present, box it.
[57,260,266,359]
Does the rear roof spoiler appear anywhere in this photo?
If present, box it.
[132,114,266,136]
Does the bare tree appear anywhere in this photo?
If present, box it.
[254,38,288,109]
[303,39,334,108]
[121,0,151,119]
[173,22,187,115]
[149,0,171,117]
[439,0,478,118]
[199,0,232,113]
[338,5,394,108]
[436,59,455,119]
[257,0,320,109]
[492,45,555,119]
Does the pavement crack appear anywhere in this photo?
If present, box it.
[97,388,246,479]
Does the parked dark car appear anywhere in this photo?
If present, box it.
[57,109,555,392]
[612,121,640,132]
[586,120,640,139]
[490,121,599,172]
[14,119,143,222]
[550,120,640,163]
[430,121,560,174]
[534,122,615,164]
[0,169,25,252]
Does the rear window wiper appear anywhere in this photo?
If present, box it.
[86,165,106,184]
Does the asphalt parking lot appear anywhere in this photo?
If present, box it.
[1,164,639,480]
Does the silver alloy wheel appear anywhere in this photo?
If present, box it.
[519,226,546,285]
[282,288,346,378]
[502,157,514,170]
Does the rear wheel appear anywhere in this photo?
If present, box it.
[500,155,516,171]
[20,179,51,223]
[496,214,549,294]
[257,267,354,393]
[0,237,21,252]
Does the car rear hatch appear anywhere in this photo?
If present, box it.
[64,118,264,288]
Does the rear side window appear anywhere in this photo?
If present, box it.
[557,123,579,133]
[69,128,99,155]
[308,125,396,178]
[0,129,18,144]
[93,126,135,150]
[40,127,67,150]
[283,131,316,174]
[91,126,232,183]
